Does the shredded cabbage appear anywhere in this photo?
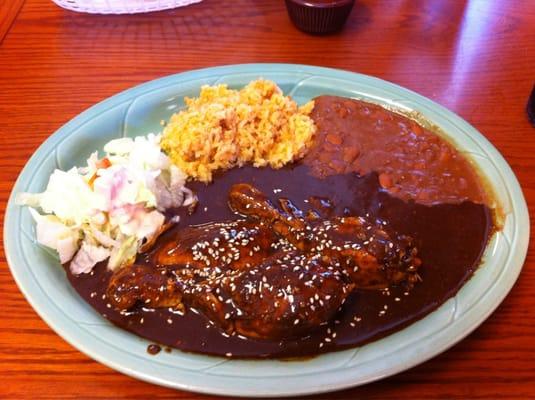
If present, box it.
[17,134,195,274]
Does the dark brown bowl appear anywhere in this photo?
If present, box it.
[285,0,355,34]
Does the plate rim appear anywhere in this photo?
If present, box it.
[3,63,530,397]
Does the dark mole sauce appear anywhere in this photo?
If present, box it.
[147,344,161,355]
[67,164,492,358]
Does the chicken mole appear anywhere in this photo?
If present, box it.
[66,164,492,358]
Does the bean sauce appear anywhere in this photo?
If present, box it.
[305,96,487,204]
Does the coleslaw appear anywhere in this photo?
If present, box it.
[17,134,195,274]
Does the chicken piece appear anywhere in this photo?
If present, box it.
[107,219,353,339]
[228,183,305,242]
[107,183,421,341]
[308,217,421,288]
[107,264,183,310]
[152,219,277,270]
[228,183,421,289]
[108,219,279,311]
[184,251,353,339]
[107,251,353,339]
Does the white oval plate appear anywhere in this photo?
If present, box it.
[4,64,529,397]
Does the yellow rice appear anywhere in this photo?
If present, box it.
[161,79,316,182]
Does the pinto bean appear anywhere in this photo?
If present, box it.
[326,133,343,145]
[379,173,393,189]
[342,146,360,163]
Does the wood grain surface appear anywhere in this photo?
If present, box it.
[1,0,534,398]
[0,0,24,43]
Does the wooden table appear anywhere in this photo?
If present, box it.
[1,0,534,398]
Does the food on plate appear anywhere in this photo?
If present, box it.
[17,134,196,274]
[305,96,486,204]
[226,183,420,290]
[161,79,316,182]
[107,183,420,340]
[19,80,495,358]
